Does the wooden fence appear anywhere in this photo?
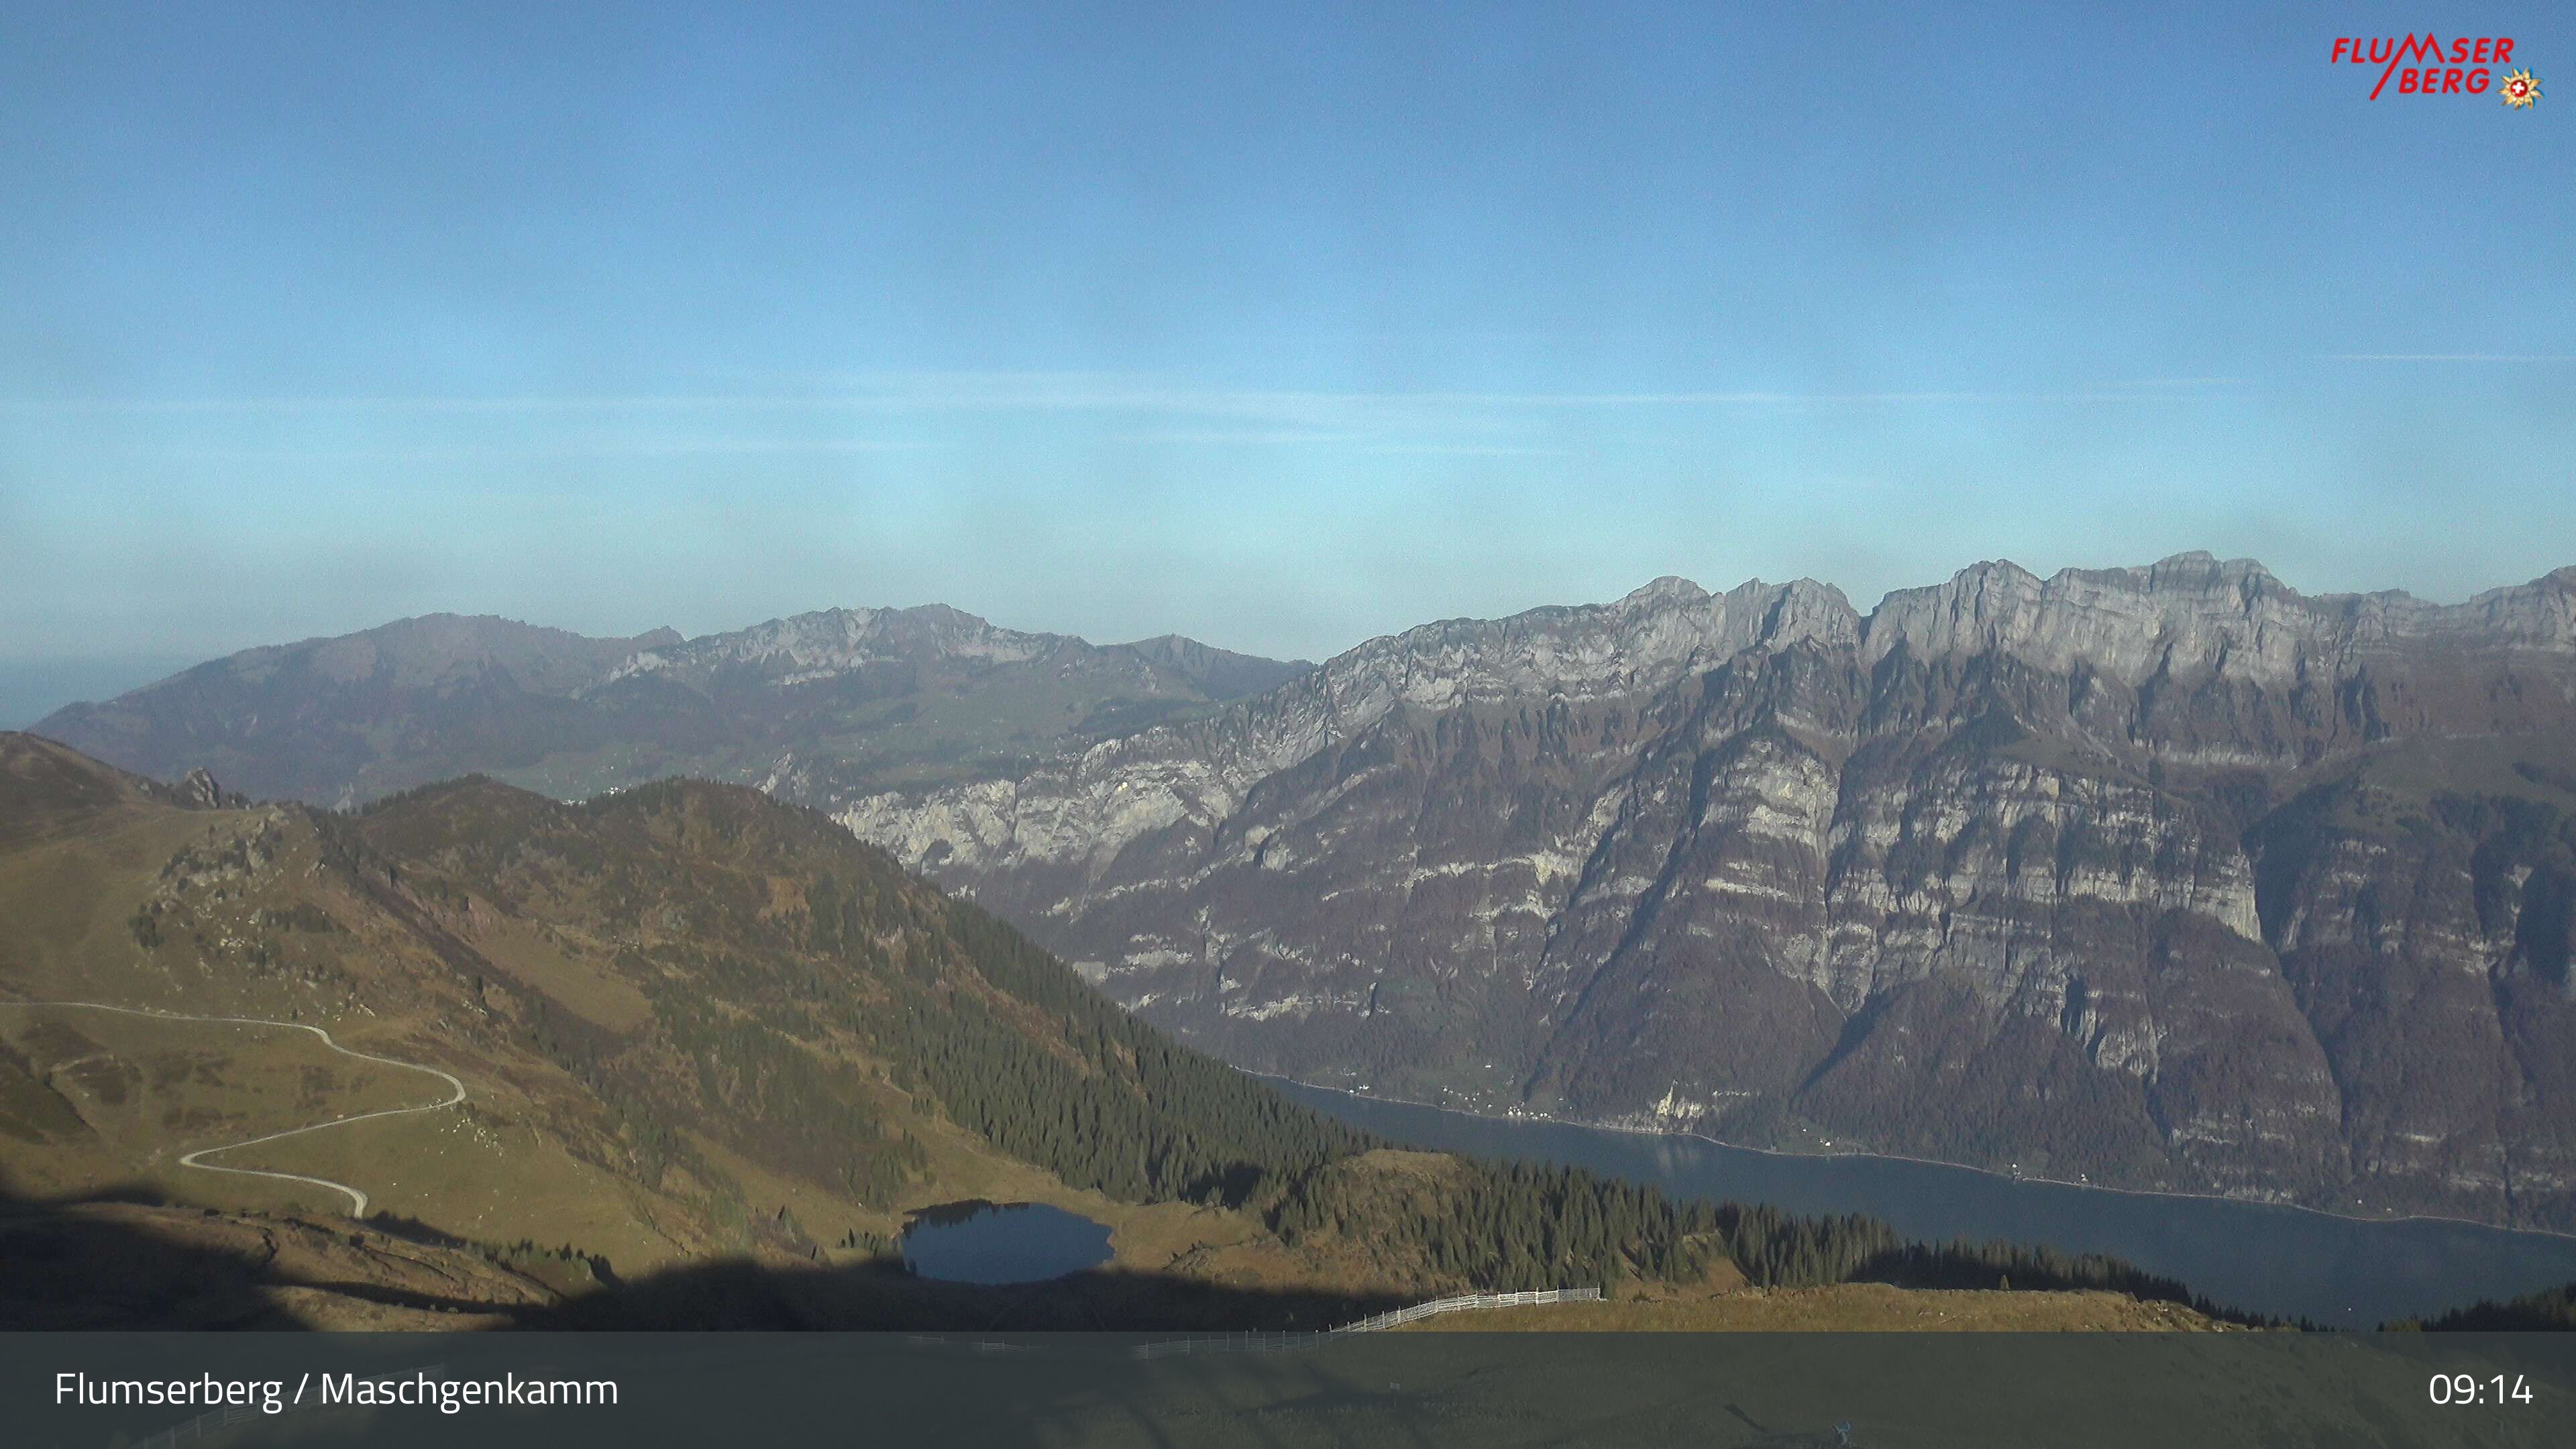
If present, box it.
[1130,1286,1601,1358]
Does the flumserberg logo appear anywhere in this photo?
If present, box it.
[2329,34,2540,105]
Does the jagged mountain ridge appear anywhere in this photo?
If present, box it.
[847,553,2576,877]
[833,553,2576,1228]
[34,606,1311,808]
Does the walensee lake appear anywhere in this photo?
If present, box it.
[1272,1077,2576,1327]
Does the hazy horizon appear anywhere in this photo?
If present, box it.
[12,542,2574,731]
[5,3,2569,682]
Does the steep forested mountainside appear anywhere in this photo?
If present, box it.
[33,607,1307,808]
[836,554,2576,1229]
[17,733,2063,1328]
[0,732,1359,1284]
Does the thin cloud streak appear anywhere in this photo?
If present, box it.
[114,439,935,464]
[1360,444,1575,457]
[1,379,2226,467]
[2318,354,2576,363]
[0,379,2238,419]
[1108,429,1377,447]
[0,377,2243,471]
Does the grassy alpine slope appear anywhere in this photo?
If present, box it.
[1,731,2249,1330]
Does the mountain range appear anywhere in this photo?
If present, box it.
[31,553,2576,1230]
[34,608,1308,810]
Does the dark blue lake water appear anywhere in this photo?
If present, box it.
[1269,1077,2576,1327]
[901,1201,1114,1285]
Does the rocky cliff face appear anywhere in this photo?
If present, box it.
[837,555,2576,1228]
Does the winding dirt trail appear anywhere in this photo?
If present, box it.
[0,1000,465,1218]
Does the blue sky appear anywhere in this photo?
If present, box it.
[2,2,2569,720]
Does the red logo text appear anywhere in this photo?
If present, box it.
[2331,34,2516,100]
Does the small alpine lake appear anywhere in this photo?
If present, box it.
[900,1200,1114,1285]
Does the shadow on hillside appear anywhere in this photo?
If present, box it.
[16,1184,2576,1449]
[0,1176,1407,1333]
[0,1179,578,1329]
[0,1178,325,1329]
[521,1252,1411,1332]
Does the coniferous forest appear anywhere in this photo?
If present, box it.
[2397,1281,2576,1331]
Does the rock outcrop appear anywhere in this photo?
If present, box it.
[837,555,2576,1228]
